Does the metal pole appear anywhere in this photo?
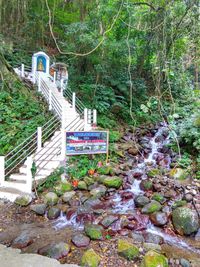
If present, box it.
[84,108,88,131]
[37,127,42,151]
[72,92,76,110]
[0,156,5,186]
[21,64,25,78]
[93,109,97,126]
[49,89,52,110]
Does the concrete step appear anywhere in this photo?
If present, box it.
[9,173,27,181]
[0,187,26,202]
[2,181,31,193]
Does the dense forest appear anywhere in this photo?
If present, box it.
[0,1,200,266]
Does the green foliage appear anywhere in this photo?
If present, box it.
[37,168,63,193]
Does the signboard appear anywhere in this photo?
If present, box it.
[66,131,109,156]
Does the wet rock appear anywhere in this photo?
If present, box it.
[81,248,101,267]
[30,204,46,215]
[84,224,103,240]
[117,239,139,261]
[44,192,59,206]
[147,169,161,178]
[12,230,34,249]
[84,198,101,209]
[77,181,87,190]
[120,191,134,200]
[144,233,163,244]
[15,194,32,207]
[62,191,76,203]
[90,185,107,198]
[76,213,94,224]
[140,250,168,267]
[140,180,153,191]
[66,208,76,220]
[172,207,199,235]
[47,207,60,220]
[141,200,162,214]
[38,242,70,260]
[68,199,80,207]
[84,176,95,186]
[135,196,150,207]
[150,212,168,226]
[103,176,122,189]
[100,215,118,228]
[180,258,191,267]
[155,135,165,143]
[71,234,90,248]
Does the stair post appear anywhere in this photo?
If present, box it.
[38,72,41,92]
[72,92,76,110]
[0,156,5,186]
[60,79,64,95]
[61,128,66,161]
[84,108,88,131]
[93,109,97,127]
[21,64,25,78]
[37,127,42,151]
[53,72,56,84]
[26,156,33,194]
[49,88,52,110]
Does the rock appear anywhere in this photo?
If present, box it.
[141,200,162,214]
[44,192,59,206]
[152,193,165,204]
[84,224,103,240]
[147,169,161,178]
[100,215,118,228]
[62,191,76,203]
[15,195,32,206]
[117,239,139,261]
[47,207,60,220]
[131,232,145,243]
[71,234,90,248]
[103,176,122,189]
[90,185,106,198]
[128,148,138,156]
[135,196,150,207]
[30,204,46,215]
[84,198,101,208]
[144,233,163,244]
[150,212,168,226]
[183,193,193,202]
[172,207,199,235]
[38,242,70,260]
[77,181,87,190]
[172,200,187,209]
[98,165,114,175]
[195,228,200,241]
[143,243,161,252]
[81,248,100,267]
[12,230,34,249]
[169,168,188,180]
[55,182,73,194]
[164,189,176,198]
[140,180,153,191]
[180,258,191,267]
[140,250,168,267]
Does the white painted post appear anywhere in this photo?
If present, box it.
[26,156,33,194]
[72,92,76,110]
[21,64,25,78]
[0,156,5,186]
[61,128,66,161]
[37,127,42,151]
[93,109,97,126]
[49,88,52,111]
[60,79,64,95]
[61,107,66,129]
[53,71,56,84]
[38,72,41,92]
[84,108,88,131]
[88,109,92,126]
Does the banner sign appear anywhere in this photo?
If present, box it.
[66,131,108,155]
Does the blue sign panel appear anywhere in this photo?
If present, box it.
[66,131,108,155]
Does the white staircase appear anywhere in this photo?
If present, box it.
[0,64,97,201]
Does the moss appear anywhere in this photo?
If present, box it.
[81,249,101,267]
[141,201,162,214]
[152,193,165,203]
[85,224,103,240]
[118,239,139,261]
[103,176,122,189]
[140,250,168,267]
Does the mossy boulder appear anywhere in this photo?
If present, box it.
[98,166,114,175]
[81,248,101,267]
[140,250,168,267]
[103,176,122,189]
[172,200,187,209]
[147,169,161,178]
[15,194,32,207]
[172,207,199,235]
[54,181,72,195]
[135,196,150,207]
[117,239,139,261]
[169,168,188,180]
[47,207,60,220]
[90,185,107,198]
[44,192,59,206]
[84,176,95,186]
[152,193,165,203]
[62,191,76,203]
[85,224,103,240]
[77,181,87,190]
[38,242,70,260]
[140,180,153,191]
[141,200,162,214]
